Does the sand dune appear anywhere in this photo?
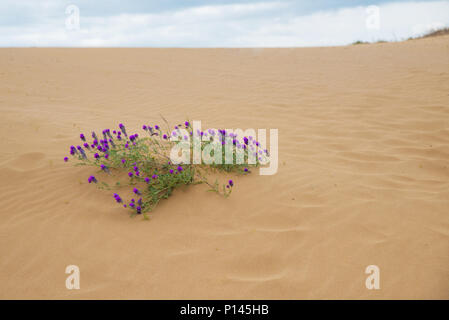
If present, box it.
[0,36,448,299]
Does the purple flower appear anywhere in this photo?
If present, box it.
[78,148,87,159]
[177,166,183,172]
[121,159,126,164]
[113,193,122,203]
[92,132,98,140]
[243,137,249,145]
[129,202,135,208]
[244,168,248,172]
[101,164,109,173]
[64,157,68,162]
[169,169,174,174]
[133,188,141,195]
[94,153,100,159]
[152,174,158,179]
[228,180,234,187]
[145,177,150,183]
[80,133,86,141]
[133,166,139,172]
[136,206,142,214]
[185,121,189,127]
[119,123,127,137]
[83,142,90,149]
[155,125,160,130]
[88,176,97,183]
[163,134,168,140]
[128,172,133,178]
[104,153,109,159]
[142,125,147,130]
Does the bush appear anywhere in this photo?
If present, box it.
[65,120,268,219]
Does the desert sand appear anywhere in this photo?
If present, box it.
[0,36,448,299]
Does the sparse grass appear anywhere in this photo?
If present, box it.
[418,27,449,39]
[407,28,449,41]
[352,39,387,45]
[352,40,369,45]
[352,27,449,45]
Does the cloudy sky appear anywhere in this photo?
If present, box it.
[1,0,448,47]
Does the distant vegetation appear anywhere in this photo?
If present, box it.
[351,27,449,46]
[352,40,386,45]
[352,40,370,45]
[417,27,449,39]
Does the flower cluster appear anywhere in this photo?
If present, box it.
[65,120,267,219]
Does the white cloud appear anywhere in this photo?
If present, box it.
[1,1,448,47]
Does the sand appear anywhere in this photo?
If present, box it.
[0,36,449,299]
